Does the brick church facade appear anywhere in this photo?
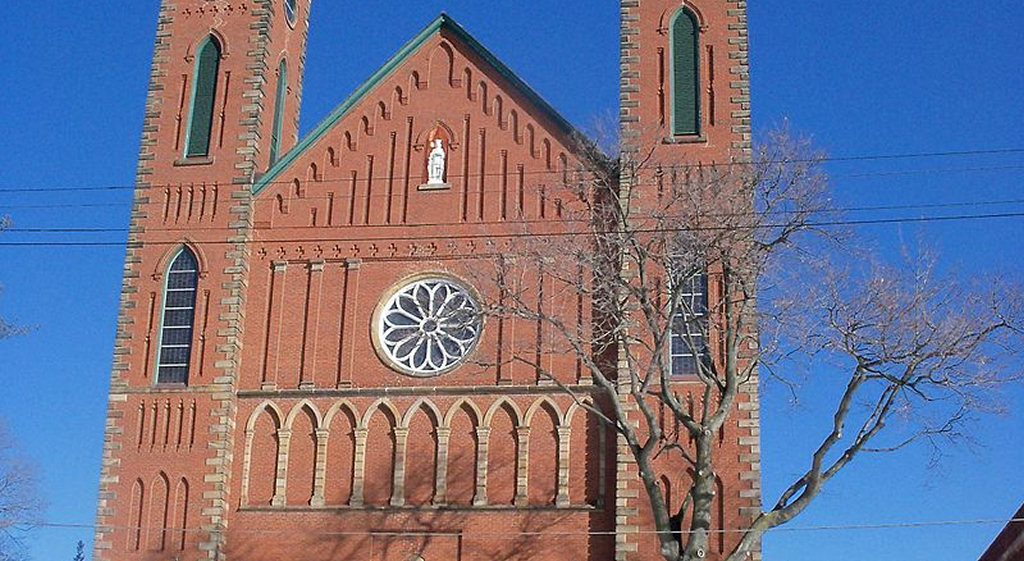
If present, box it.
[95,2,756,560]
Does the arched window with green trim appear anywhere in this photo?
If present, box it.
[185,37,222,158]
[269,59,288,166]
[284,0,297,25]
[157,248,199,385]
[671,8,700,136]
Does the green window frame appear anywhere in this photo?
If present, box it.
[269,59,288,166]
[184,36,222,158]
[671,8,700,136]
[284,0,297,25]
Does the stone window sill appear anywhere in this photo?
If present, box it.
[663,134,708,145]
[151,383,190,392]
[174,156,215,167]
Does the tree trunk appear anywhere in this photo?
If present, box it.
[683,434,715,561]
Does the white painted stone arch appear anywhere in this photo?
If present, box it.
[245,400,284,433]
[564,397,596,426]
[483,397,523,428]
[323,399,360,432]
[442,397,483,428]
[360,398,401,429]
[284,399,324,430]
[524,397,564,428]
[401,397,444,429]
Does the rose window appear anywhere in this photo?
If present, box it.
[377,277,482,376]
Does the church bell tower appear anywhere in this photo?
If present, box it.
[617,1,760,560]
[94,2,311,560]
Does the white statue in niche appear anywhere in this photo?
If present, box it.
[427,138,446,185]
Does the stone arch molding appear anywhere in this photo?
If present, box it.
[323,399,360,431]
[524,397,564,427]
[150,240,210,280]
[284,399,324,430]
[401,397,444,428]
[442,397,483,428]
[184,30,230,62]
[483,397,524,427]
[360,398,402,429]
[658,1,710,31]
[245,400,284,433]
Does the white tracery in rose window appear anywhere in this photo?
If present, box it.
[378,277,481,376]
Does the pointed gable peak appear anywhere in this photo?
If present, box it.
[254,12,582,194]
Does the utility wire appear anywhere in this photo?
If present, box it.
[2,162,1023,213]
[0,148,1021,195]
[2,211,1024,247]
[17,517,1024,537]
[7,195,1024,232]
[0,163,1021,211]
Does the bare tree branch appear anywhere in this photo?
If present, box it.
[0,421,42,561]
[472,128,1022,561]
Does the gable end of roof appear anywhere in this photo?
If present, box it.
[253,13,588,195]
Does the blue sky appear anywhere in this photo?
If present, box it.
[0,1,1022,560]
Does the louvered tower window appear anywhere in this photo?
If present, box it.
[157,249,199,385]
[671,8,700,136]
[185,37,222,158]
[269,59,287,166]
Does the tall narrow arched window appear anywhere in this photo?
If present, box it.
[669,270,708,376]
[671,8,700,136]
[157,248,199,385]
[269,59,288,167]
[185,37,222,158]
[284,0,297,25]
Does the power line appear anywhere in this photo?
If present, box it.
[833,163,1024,179]
[7,195,1024,232]
[2,210,1024,247]
[1,162,1022,213]
[19,516,1024,537]
[0,163,1021,214]
[0,201,132,211]
[0,147,1021,195]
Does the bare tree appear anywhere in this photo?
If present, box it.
[72,540,85,561]
[481,131,1023,561]
[0,422,41,561]
[0,216,27,341]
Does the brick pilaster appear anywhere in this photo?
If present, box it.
[311,428,330,507]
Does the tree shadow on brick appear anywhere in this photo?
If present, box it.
[225,445,590,561]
